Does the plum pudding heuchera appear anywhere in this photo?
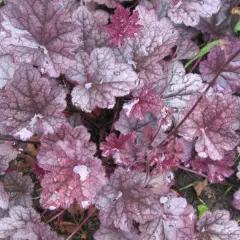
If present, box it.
[0,0,240,239]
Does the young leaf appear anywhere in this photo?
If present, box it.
[0,65,67,140]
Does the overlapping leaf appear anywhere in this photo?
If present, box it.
[200,41,240,93]
[0,142,18,174]
[168,0,221,27]
[0,182,9,211]
[67,48,138,112]
[140,196,195,240]
[95,168,162,231]
[38,123,106,209]
[1,0,80,77]
[179,93,239,160]
[0,65,67,140]
[232,189,240,210]
[3,171,34,207]
[194,210,240,239]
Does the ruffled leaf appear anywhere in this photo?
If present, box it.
[0,65,67,140]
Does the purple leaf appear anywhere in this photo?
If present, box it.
[38,123,106,209]
[232,189,240,210]
[114,110,156,135]
[200,41,240,93]
[175,39,199,60]
[1,0,80,77]
[94,225,140,240]
[140,196,196,240]
[0,55,19,89]
[168,0,221,27]
[190,151,235,182]
[67,48,138,112]
[179,93,239,160]
[0,142,18,174]
[0,206,39,238]
[0,182,9,210]
[95,168,162,231]
[0,65,67,140]
[12,222,64,240]
[3,171,34,208]
[72,6,107,54]
[194,210,240,239]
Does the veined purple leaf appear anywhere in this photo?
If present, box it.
[67,48,138,112]
[179,93,239,160]
[94,225,140,240]
[0,65,67,140]
[140,196,196,240]
[168,0,221,27]
[1,0,80,77]
[190,151,235,182]
[0,142,18,174]
[0,55,19,89]
[38,123,106,209]
[95,168,162,231]
[175,39,199,60]
[3,171,34,208]
[194,210,240,239]
[0,182,9,210]
[200,41,240,93]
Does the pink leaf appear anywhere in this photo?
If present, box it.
[190,151,235,182]
[200,41,240,93]
[0,65,67,140]
[179,93,239,160]
[3,171,34,208]
[194,210,240,239]
[67,48,138,112]
[95,168,162,231]
[38,123,106,209]
[168,0,221,27]
[105,5,142,46]
[1,0,80,77]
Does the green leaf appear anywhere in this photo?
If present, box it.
[197,204,209,217]
[185,40,221,68]
[234,19,240,33]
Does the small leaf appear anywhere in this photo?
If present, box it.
[197,204,209,217]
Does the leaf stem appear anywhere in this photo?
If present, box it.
[0,135,40,144]
[177,165,208,179]
[66,207,97,240]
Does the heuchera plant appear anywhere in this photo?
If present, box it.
[0,0,239,239]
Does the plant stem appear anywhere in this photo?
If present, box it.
[177,165,208,178]
[66,207,97,240]
[0,135,40,144]
[47,209,65,223]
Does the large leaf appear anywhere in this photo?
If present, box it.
[0,65,67,140]
[140,196,195,240]
[67,48,138,112]
[38,123,106,209]
[179,93,239,160]
[95,168,162,231]
[194,210,240,239]
[1,0,80,77]
[200,41,240,93]
[168,0,221,27]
